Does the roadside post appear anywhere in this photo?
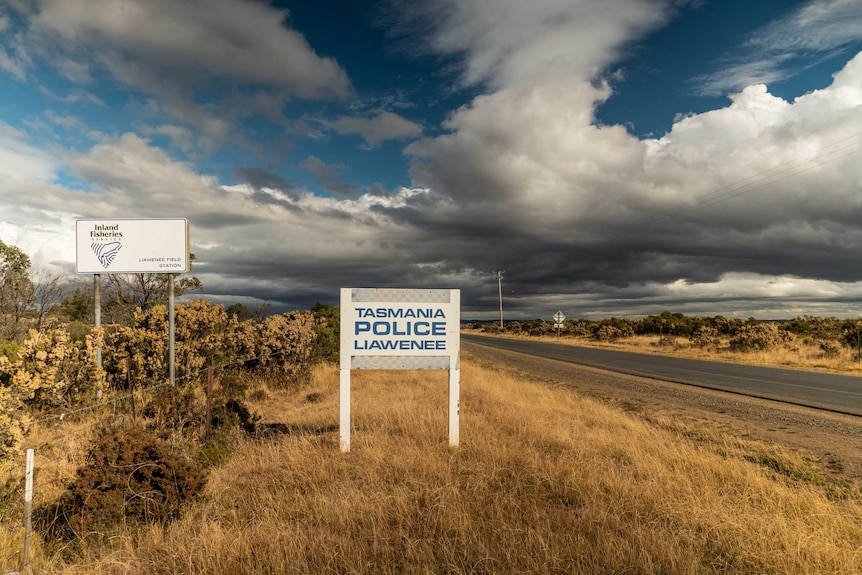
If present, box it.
[554,310,566,338]
[339,288,461,453]
[22,448,33,572]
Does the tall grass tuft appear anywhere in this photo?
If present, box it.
[8,359,862,574]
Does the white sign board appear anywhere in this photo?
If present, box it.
[76,218,190,274]
[339,288,461,452]
[341,288,460,370]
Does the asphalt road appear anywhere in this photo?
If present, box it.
[462,333,862,416]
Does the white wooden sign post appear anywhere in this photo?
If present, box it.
[339,288,461,453]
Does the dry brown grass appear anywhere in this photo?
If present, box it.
[4,359,862,574]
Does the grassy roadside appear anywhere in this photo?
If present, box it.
[4,359,862,574]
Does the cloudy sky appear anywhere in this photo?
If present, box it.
[1,0,862,320]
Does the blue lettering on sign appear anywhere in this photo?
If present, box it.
[355,320,445,336]
[354,340,447,350]
[356,307,446,319]
[352,308,451,353]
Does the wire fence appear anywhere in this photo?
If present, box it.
[30,347,301,426]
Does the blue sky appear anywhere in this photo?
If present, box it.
[1,0,862,320]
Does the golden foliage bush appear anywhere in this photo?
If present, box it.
[0,354,31,457]
[728,322,795,352]
[0,299,317,459]
[0,326,105,457]
[103,300,317,388]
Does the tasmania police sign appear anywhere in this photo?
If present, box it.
[340,288,461,452]
[343,289,459,365]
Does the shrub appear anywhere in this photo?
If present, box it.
[783,315,843,340]
[819,341,841,359]
[17,325,105,409]
[0,326,104,458]
[141,385,205,438]
[0,352,35,458]
[103,302,317,389]
[840,321,862,350]
[38,424,206,542]
[593,324,634,342]
[0,339,19,363]
[255,311,317,386]
[689,326,719,349]
[481,322,504,334]
[569,320,593,337]
[310,301,339,363]
[729,323,794,352]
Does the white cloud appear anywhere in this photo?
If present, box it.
[512,272,862,320]
[326,111,422,147]
[139,124,197,156]
[755,0,862,53]
[13,0,352,143]
[0,122,58,180]
[0,45,25,80]
[693,0,862,96]
[0,132,444,306]
[409,0,675,90]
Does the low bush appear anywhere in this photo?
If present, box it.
[689,325,719,349]
[37,424,206,543]
[729,322,794,352]
[593,324,634,342]
[141,385,205,439]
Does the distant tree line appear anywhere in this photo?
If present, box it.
[465,311,862,352]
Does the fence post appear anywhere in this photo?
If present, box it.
[22,448,34,572]
[206,359,214,441]
[126,357,136,421]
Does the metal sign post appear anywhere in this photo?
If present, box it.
[339,288,461,453]
[553,311,565,338]
[94,274,101,366]
[169,274,176,386]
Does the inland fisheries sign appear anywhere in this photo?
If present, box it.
[75,218,190,274]
[75,218,190,387]
[340,288,461,452]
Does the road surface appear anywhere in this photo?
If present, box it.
[462,333,862,416]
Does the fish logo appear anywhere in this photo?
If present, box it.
[91,242,122,269]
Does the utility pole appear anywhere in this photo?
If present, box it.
[494,270,505,329]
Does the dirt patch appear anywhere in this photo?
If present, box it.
[465,343,862,483]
